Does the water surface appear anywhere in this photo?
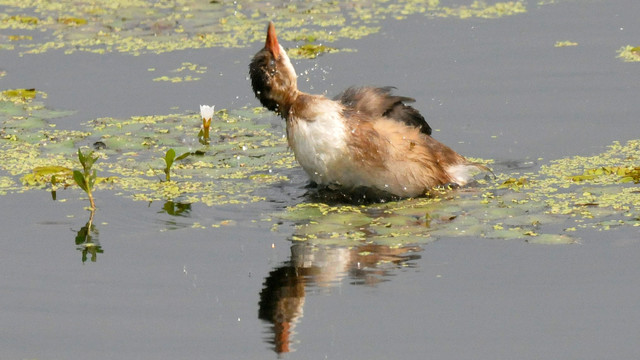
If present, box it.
[1,1,640,359]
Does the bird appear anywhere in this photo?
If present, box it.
[249,22,488,199]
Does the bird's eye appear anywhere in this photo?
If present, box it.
[268,60,277,75]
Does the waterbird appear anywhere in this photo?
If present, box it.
[249,22,489,198]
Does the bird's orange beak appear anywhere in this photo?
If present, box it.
[265,21,280,58]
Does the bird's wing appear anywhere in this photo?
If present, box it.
[334,86,432,135]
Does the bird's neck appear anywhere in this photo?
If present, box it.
[274,88,303,119]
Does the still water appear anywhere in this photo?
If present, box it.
[1,1,639,359]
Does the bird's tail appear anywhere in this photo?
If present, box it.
[446,162,494,186]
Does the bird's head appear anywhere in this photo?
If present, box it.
[249,22,298,115]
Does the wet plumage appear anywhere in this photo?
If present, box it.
[249,22,488,198]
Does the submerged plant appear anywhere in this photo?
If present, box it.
[199,105,214,144]
[73,148,98,210]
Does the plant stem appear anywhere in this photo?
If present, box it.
[88,190,96,210]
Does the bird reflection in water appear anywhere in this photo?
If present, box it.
[258,241,421,354]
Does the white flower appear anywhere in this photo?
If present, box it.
[200,105,214,120]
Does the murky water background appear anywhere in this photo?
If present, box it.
[2,1,640,359]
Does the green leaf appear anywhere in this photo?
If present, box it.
[88,169,97,190]
[77,148,86,166]
[163,148,177,181]
[0,100,26,116]
[21,166,73,187]
[34,165,73,176]
[77,148,99,175]
[165,148,176,168]
[87,154,98,169]
[2,88,37,99]
[73,170,88,192]
[175,152,190,162]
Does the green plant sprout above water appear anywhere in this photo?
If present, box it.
[163,148,190,182]
[73,148,99,210]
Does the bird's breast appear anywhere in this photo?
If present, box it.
[286,101,351,185]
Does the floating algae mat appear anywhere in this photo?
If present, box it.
[1,91,639,244]
[1,0,638,244]
[0,0,527,57]
[0,91,294,205]
[278,140,640,245]
[617,45,640,62]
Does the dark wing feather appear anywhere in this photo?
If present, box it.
[334,86,432,135]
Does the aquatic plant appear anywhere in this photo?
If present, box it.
[2,91,639,245]
[554,40,578,47]
[288,43,339,59]
[571,166,640,184]
[73,148,98,210]
[0,0,529,56]
[152,62,207,82]
[163,148,190,182]
[199,104,214,144]
[2,88,36,99]
[617,45,640,62]
[277,139,640,245]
